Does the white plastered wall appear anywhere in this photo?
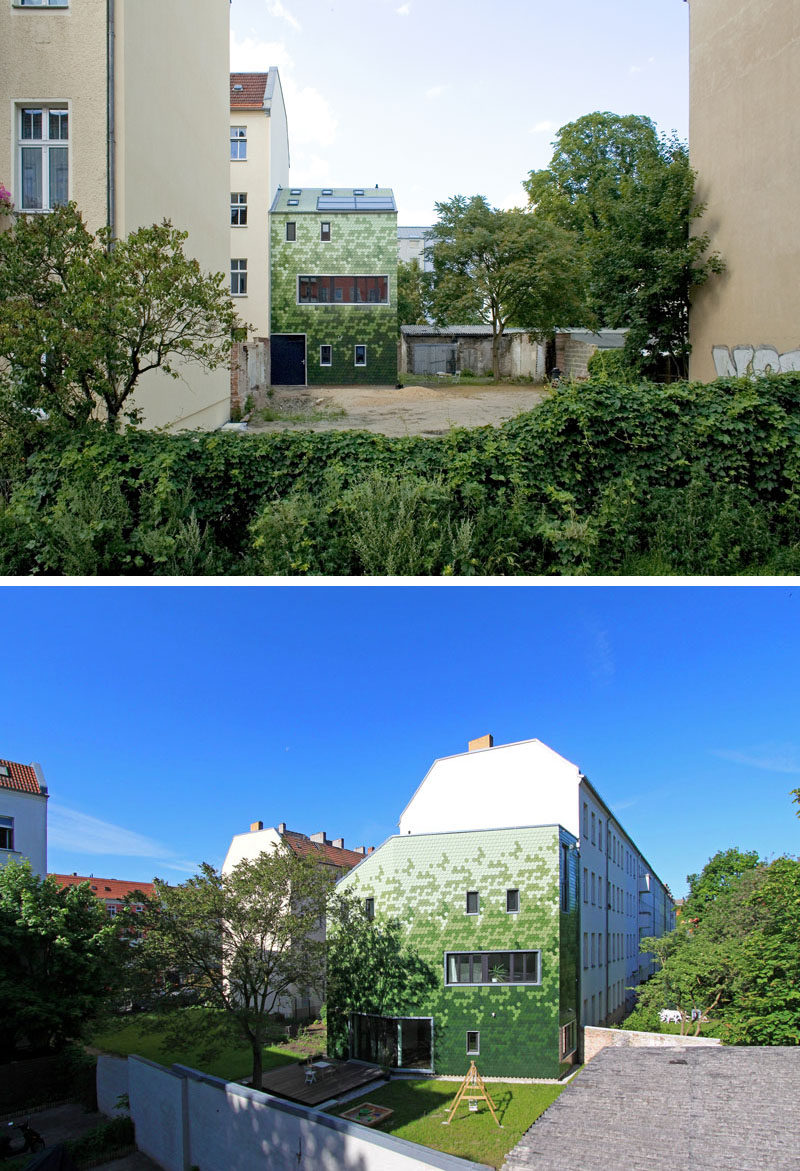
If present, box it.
[0,788,47,877]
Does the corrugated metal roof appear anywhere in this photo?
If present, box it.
[271,187,396,214]
[401,325,532,337]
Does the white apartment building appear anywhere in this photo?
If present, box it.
[0,758,48,877]
[398,734,675,1027]
[1,0,231,430]
[229,71,290,340]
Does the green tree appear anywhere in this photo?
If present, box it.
[685,847,762,918]
[428,195,586,379]
[0,859,123,1057]
[397,258,431,328]
[132,849,333,1087]
[325,893,437,1059]
[0,202,244,431]
[525,111,723,378]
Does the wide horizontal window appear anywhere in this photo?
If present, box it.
[445,950,541,986]
[298,276,388,305]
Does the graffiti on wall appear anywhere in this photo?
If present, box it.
[712,345,800,378]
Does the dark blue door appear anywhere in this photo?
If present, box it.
[271,334,306,384]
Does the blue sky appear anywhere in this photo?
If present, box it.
[229,0,690,223]
[2,584,798,898]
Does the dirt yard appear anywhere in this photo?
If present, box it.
[245,382,549,438]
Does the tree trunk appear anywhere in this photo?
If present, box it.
[492,329,501,381]
[251,1041,263,1089]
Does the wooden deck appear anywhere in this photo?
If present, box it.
[259,1060,383,1107]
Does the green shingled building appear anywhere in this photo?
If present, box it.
[333,824,580,1079]
[269,186,398,386]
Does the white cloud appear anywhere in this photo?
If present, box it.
[230,31,293,71]
[713,744,800,774]
[266,0,302,32]
[425,85,447,100]
[529,120,557,135]
[48,804,199,874]
[229,31,338,150]
[397,3,411,14]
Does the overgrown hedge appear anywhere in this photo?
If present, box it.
[2,374,800,575]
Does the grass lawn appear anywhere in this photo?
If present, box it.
[331,1078,564,1169]
[91,1011,307,1082]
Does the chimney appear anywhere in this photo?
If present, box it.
[468,734,494,752]
[333,837,345,849]
[367,846,375,855]
[355,846,366,855]
[278,822,287,834]
[311,832,329,845]
[250,821,263,833]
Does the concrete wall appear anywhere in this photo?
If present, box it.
[97,1055,130,1118]
[0,789,47,876]
[688,0,800,381]
[124,1056,485,1171]
[583,1025,721,1063]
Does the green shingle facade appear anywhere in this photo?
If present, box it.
[270,188,398,386]
[335,825,579,1079]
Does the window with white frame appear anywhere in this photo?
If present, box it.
[354,344,367,366]
[0,817,14,851]
[17,1,68,6]
[230,192,247,226]
[466,1030,480,1055]
[18,105,68,211]
[230,126,246,160]
[320,344,332,366]
[230,258,247,295]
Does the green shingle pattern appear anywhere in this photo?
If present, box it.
[335,826,578,1078]
[270,208,398,385]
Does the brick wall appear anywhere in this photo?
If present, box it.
[583,1025,721,1063]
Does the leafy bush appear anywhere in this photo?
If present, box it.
[67,1116,135,1165]
[586,347,636,382]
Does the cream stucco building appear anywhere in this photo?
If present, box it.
[229,71,290,340]
[688,0,800,382]
[1,0,232,430]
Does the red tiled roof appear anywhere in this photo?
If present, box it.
[50,874,156,901]
[282,831,363,872]
[230,72,269,109]
[0,759,42,795]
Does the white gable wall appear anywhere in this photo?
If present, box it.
[398,739,582,838]
[0,789,47,877]
[222,825,282,874]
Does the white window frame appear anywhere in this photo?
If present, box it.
[354,344,367,367]
[319,344,332,367]
[230,258,247,296]
[17,102,69,212]
[230,125,247,161]
[230,192,247,227]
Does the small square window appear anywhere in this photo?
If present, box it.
[286,221,296,242]
[288,199,299,206]
[466,1030,480,1055]
[290,188,302,195]
[320,345,332,367]
[364,897,374,920]
[466,891,479,915]
[320,221,331,242]
[0,765,9,777]
[506,889,519,913]
[354,345,367,367]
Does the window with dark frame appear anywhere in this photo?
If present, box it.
[320,221,331,241]
[445,951,541,986]
[560,1019,577,1060]
[320,344,332,366]
[230,192,247,226]
[465,891,479,915]
[364,897,374,920]
[297,276,388,304]
[0,817,14,851]
[354,345,367,366]
[286,221,296,241]
[466,1030,480,1055]
[506,888,519,913]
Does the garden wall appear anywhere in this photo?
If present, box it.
[583,1026,721,1063]
[117,1056,485,1171]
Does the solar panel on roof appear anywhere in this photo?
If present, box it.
[355,196,395,210]
[317,197,356,210]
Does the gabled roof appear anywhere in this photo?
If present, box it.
[271,187,397,214]
[0,758,43,795]
[50,874,156,901]
[230,72,269,109]
[282,831,364,871]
